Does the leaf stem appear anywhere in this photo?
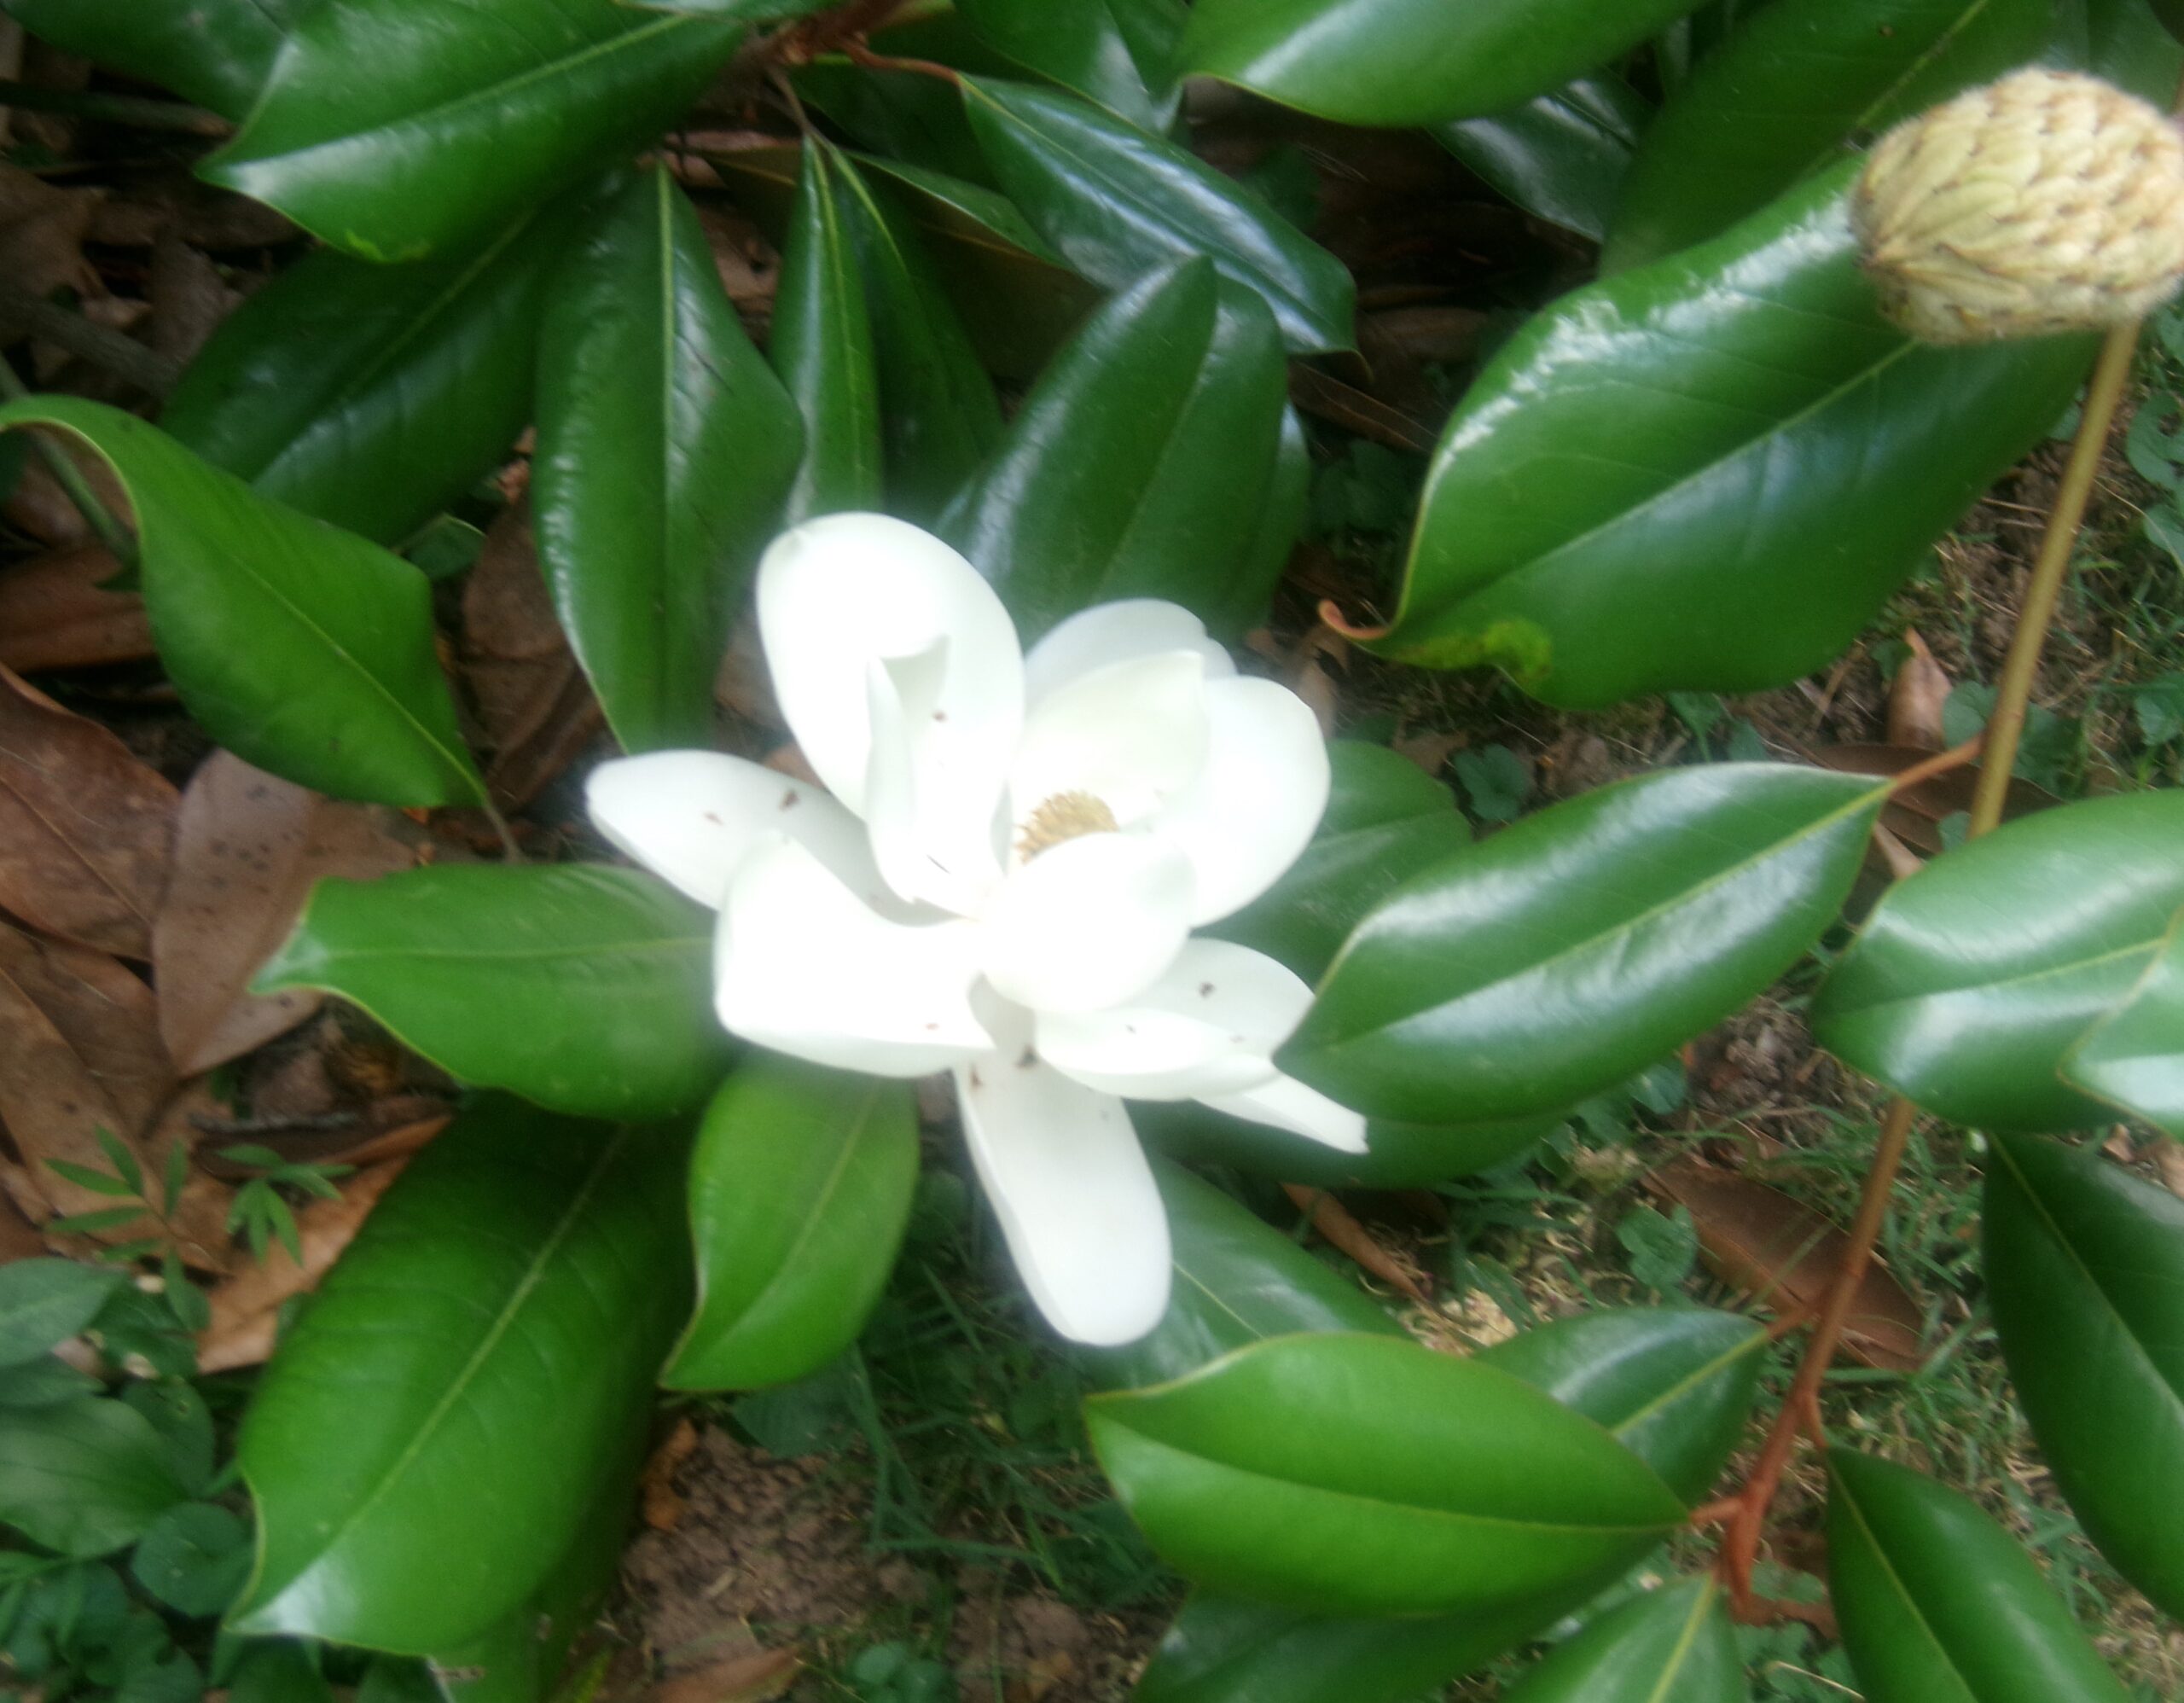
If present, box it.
[0,355,142,570]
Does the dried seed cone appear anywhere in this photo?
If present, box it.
[1851,68,2184,344]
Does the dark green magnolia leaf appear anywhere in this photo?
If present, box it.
[230,1642,334,1703]
[1814,790,2184,1132]
[1828,1450,2133,1702]
[1088,1332,1685,1616]
[956,0,1176,129]
[943,259,1289,642]
[665,1057,918,1392]
[0,1258,124,1367]
[1433,73,1648,244]
[828,149,1003,520]
[0,0,305,119]
[1090,1162,1398,1391]
[771,145,885,524]
[0,1397,189,1557]
[793,58,998,187]
[1380,163,2091,706]
[1501,1578,1745,1702]
[1283,764,1886,1125]
[200,0,741,261]
[162,189,588,547]
[231,1099,689,1652]
[630,0,828,15]
[1984,1132,2184,1621]
[535,166,803,753]
[0,399,483,807]
[960,78,1355,354]
[131,1502,253,1618]
[1479,1306,1768,1506]
[1177,0,1706,126]
[1606,0,2053,272]
[2084,0,2184,97]
[256,865,730,1120]
[2155,0,2184,49]
[2065,910,2184,1134]
[1216,741,1467,984]
[1143,1099,1558,1189]
[1133,1305,1765,1703]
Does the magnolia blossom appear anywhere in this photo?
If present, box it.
[587,513,1365,1345]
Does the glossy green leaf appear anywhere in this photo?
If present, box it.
[1144,1099,1558,1189]
[961,78,1355,354]
[1216,741,1468,984]
[1815,790,2184,1132]
[1380,162,2091,706]
[632,0,827,16]
[1502,1578,1745,1703]
[132,1502,253,1618]
[1178,0,1706,126]
[2065,910,2184,1134]
[1479,1306,1769,1506]
[232,1098,688,1652]
[1434,73,1648,243]
[1984,1132,2184,1620]
[1089,1332,1684,1616]
[2083,0,2184,98]
[0,1258,124,1367]
[0,399,482,807]
[2155,0,2184,47]
[829,148,1003,520]
[1828,1450,2132,1702]
[943,259,1288,642]
[1132,1305,1765,1703]
[1284,764,1886,1125]
[771,145,884,524]
[255,865,730,1121]
[162,191,586,547]
[200,0,741,261]
[0,0,304,119]
[793,58,999,187]
[535,166,802,753]
[0,1398,189,1557]
[956,0,1176,129]
[665,1057,918,1392]
[1092,1163,1398,1391]
[1607,0,2053,272]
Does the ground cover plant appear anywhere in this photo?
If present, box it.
[0,1,2182,1700]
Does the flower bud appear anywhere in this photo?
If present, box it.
[1851,68,2184,344]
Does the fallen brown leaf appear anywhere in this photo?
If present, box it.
[1391,728,1464,777]
[0,664,177,958]
[1282,1183,1432,1306]
[1,438,131,549]
[2154,1136,2184,1201]
[641,1415,700,1532]
[650,1650,801,1703]
[1288,363,1436,454]
[0,544,154,672]
[461,501,606,810]
[146,230,241,369]
[1647,1158,1925,1373]
[0,162,98,303]
[154,751,420,1076]
[1885,630,1951,752]
[196,1159,408,1373]
[0,1189,44,1264]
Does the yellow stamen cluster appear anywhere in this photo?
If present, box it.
[1851,68,2184,344]
[1015,790,1118,860]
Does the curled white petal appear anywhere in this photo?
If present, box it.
[756,512,1022,832]
[863,651,1005,915]
[715,835,991,1078]
[1009,650,1210,833]
[585,749,886,911]
[1149,676,1331,925]
[1024,600,1234,707]
[955,999,1170,1346]
[1035,939,1309,1100]
[980,833,1194,1014]
[1198,1072,1369,1154]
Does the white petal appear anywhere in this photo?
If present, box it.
[1009,651,1210,833]
[981,833,1194,1014]
[1198,1072,1369,1153]
[585,749,887,910]
[862,648,1006,914]
[756,513,1023,831]
[955,1000,1170,1346]
[1024,600,1234,707]
[715,835,991,1077]
[1036,939,1308,1100]
[1148,676,1331,925]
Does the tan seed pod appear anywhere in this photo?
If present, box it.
[1851,68,2184,344]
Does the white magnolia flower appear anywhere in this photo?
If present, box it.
[586,513,1366,1346]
